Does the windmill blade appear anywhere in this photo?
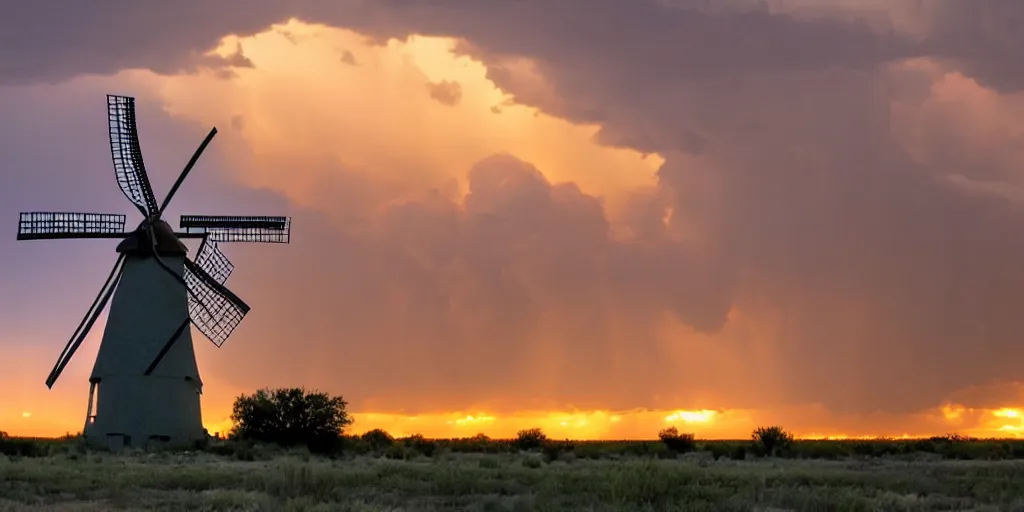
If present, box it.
[108,95,159,216]
[193,237,234,285]
[157,127,218,216]
[142,258,248,375]
[183,259,251,347]
[179,215,291,243]
[46,254,126,388]
[18,212,127,240]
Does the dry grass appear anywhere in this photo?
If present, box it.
[3,449,1024,511]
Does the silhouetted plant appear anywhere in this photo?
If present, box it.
[752,425,793,457]
[515,428,548,451]
[541,439,576,462]
[361,428,395,451]
[229,387,352,455]
[402,434,437,457]
[384,443,409,460]
[658,427,697,453]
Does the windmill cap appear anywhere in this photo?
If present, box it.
[116,219,187,256]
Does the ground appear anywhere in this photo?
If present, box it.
[3,448,1024,511]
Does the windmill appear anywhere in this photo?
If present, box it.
[15,95,291,450]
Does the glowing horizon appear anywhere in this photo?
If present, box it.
[9,402,1024,442]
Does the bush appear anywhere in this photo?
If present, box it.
[658,427,697,453]
[229,387,352,455]
[402,434,437,457]
[360,429,395,451]
[515,428,548,451]
[752,425,794,457]
[541,439,576,462]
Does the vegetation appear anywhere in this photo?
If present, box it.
[658,426,697,454]
[13,393,1024,509]
[229,387,352,455]
[752,425,794,457]
[7,438,1024,510]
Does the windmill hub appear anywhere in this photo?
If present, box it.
[116,219,186,256]
[15,95,291,451]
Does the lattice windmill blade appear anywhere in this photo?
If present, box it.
[18,212,128,240]
[193,237,234,285]
[179,215,291,243]
[107,95,160,216]
[144,260,250,375]
[183,258,250,347]
[46,254,127,388]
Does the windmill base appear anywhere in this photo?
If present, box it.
[83,375,206,451]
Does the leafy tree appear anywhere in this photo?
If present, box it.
[230,387,352,454]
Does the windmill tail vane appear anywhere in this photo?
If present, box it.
[17,94,291,389]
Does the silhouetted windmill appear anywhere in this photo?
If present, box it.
[15,95,291,450]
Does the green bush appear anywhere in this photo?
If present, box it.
[229,387,352,455]
[658,427,697,453]
[752,425,794,457]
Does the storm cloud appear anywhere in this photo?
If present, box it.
[4,0,1024,428]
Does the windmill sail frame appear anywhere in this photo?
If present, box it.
[180,215,291,243]
[18,212,127,240]
[107,95,160,216]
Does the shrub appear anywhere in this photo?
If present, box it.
[402,434,437,457]
[229,387,352,455]
[658,427,697,453]
[752,425,794,457]
[522,454,543,468]
[361,429,395,451]
[515,428,548,451]
[384,444,409,460]
[541,439,576,462]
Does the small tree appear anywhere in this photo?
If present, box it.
[752,425,793,457]
[230,387,352,454]
[658,427,697,453]
[515,428,548,451]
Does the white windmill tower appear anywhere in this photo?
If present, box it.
[15,95,291,450]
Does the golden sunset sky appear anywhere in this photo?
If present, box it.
[3,2,1024,440]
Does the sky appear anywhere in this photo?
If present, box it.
[3,0,1024,440]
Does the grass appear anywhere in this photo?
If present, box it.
[5,435,1024,510]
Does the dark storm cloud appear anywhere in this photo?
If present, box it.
[288,0,1024,414]
[923,0,1024,93]
[6,0,1024,416]
[0,0,279,85]
[5,1,1023,92]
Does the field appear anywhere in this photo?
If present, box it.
[5,435,1024,511]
